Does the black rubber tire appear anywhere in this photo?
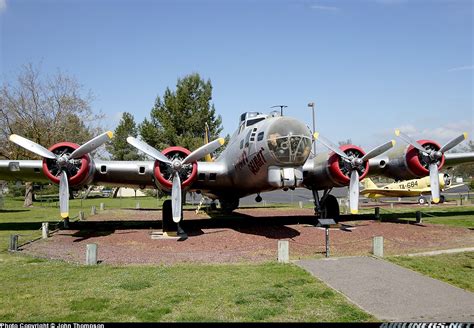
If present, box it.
[321,194,340,221]
[439,195,445,203]
[210,202,217,211]
[220,198,239,214]
[162,199,175,232]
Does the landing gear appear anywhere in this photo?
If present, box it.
[210,201,217,211]
[322,195,340,219]
[439,195,445,203]
[255,194,262,203]
[219,198,239,214]
[162,199,187,239]
[418,196,426,205]
[312,189,340,221]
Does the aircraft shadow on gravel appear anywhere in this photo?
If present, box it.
[3,206,471,243]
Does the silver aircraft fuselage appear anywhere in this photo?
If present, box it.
[191,112,312,200]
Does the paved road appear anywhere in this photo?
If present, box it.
[187,185,471,206]
[296,256,474,322]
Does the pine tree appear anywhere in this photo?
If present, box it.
[106,112,142,160]
[139,73,223,152]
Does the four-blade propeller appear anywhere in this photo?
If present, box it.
[9,131,113,218]
[314,133,395,214]
[395,130,467,203]
[127,137,225,222]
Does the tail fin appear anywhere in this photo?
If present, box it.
[362,178,378,190]
[204,123,213,162]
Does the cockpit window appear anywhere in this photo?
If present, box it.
[267,118,312,164]
[240,112,260,124]
[246,117,265,127]
[245,131,251,147]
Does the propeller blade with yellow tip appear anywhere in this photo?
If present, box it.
[314,132,350,159]
[9,134,57,159]
[59,170,70,219]
[171,172,182,223]
[69,131,114,159]
[395,129,427,153]
[182,138,225,165]
[439,133,468,153]
[349,170,360,214]
[429,163,440,203]
[126,136,172,164]
[361,140,395,161]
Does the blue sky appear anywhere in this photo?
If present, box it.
[1,0,472,150]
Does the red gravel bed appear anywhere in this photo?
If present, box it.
[21,208,474,265]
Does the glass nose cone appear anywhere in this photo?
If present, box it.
[267,117,312,164]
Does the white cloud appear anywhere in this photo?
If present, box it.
[0,0,6,13]
[425,122,473,144]
[369,121,473,151]
[447,65,474,72]
[310,4,339,11]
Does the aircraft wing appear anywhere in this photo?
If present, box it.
[0,160,49,183]
[0,159,230,193]
[0,159,156,188]
[368,152,474,180]
[360,187,430,197]
[91,160,228,192]
[444,183,465,191]
[444,152,474,167]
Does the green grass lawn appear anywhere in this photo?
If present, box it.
[0,253,374,322]
[3,196,164,220]
[388,252,474,292]
[1,196,472,321]
[407,206,474,228]
[359,205,474,228]
[0,196,375,322]
[0,196,165,251]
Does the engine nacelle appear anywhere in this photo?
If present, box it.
[373,140,445,180]
[154,146,198,192]
[303,145,369,189]
[42,142,95,186]
[405,140,445,177]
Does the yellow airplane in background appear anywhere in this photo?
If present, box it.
[361,174,463,205]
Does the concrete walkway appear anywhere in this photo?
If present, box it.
[296,256,474,322]
[405,247,474,257]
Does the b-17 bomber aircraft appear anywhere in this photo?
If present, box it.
[0,110,473,229]
[361,174,464,205]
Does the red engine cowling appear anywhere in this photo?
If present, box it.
[327,145,369,185]
[304,144,370,189]
[405,140,445,177]
[154,146,198,192]
[42,142,94,186]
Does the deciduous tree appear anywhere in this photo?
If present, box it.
[0,64,102,206]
